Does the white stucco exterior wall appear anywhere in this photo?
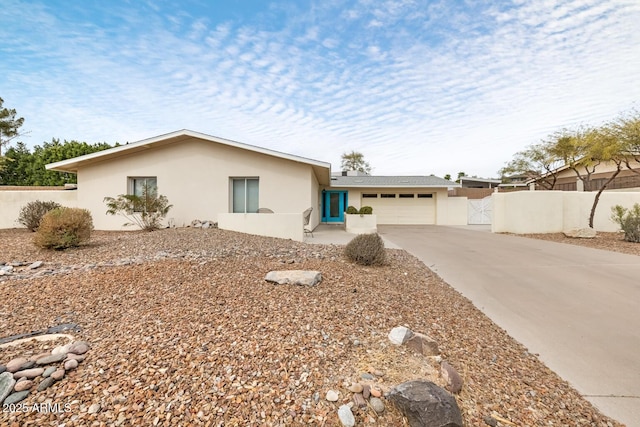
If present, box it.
[0,190,78,229]
[74,138,322,230]
[492,191,640,233]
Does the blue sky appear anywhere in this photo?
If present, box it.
[1,0,639,178]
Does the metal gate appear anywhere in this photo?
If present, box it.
[468,196,492,225]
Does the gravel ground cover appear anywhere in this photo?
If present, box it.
[0,227,625,426]
[516,231,640,257]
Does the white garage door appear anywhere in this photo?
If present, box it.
[361,193,436,224]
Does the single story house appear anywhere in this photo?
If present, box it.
[46,130,466,240]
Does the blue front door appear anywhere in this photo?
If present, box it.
[323,191,348,222]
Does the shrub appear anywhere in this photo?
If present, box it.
[611,203,640,243]
[34,207,93,249]
[346,205,359,214]
[104,183,173,231]
[344,233,386,266]
[18,200,62,231]
[359,206,373,215]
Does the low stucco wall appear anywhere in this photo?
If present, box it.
[218,213,304,241]
[0,190,78,229]
[439,196,468,225]
[345,214,377,234]
[492,191,640,233]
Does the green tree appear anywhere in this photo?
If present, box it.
[443,174,451,181]
[499,140,563,189]
[0,97,25,156]
[0,139,112,185]
[341,151,371,174]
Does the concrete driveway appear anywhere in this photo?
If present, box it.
[379,225,640,427]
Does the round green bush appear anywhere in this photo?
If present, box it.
[344,233,386,266]
[359,206,373,215]
[34,207,94,250]
[346,206,359,214]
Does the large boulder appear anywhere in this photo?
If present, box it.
[265,270,322,286]
[388,380,463,427]
[563,228,596,238]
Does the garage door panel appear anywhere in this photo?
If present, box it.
[362,195,435,224]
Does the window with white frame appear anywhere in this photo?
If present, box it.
[129,177,157,197]
[232,178,259,213]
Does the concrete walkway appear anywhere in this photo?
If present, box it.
[304,224,401,248]
[377,225,640,427]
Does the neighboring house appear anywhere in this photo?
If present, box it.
[45,130,465,238]
[526,160,640,191]
[458,177,501,189]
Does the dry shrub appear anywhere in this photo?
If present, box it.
[34,207,94,249]
[18,200,62,231]
[345,233,386,266]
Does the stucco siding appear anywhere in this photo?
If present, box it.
[0,190,78,229]
[76,138,318,230]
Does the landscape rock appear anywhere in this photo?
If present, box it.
[388,326,414,345]
[51,369,65,380]
[265,270,322,286]
[69,341,90,355]
[405,332,440,356]
[3,390,30,405]
[337,404,356,427]
[348,383,363,393]
[36,352,67,365]
[42,366,57,378]
[563,227,597,239]
[65,352,87,362]
[64,359,79,370]
[13,367,44,379]
[388,380,463,427]
[0,365,5,374]
[362,384,371,399]
[326,389,339,402]
[370,397,386,414]
[88,402,101,414]
[0,372,16,404]
[52,343,73,355]
[37,376,56,391]
[6,357,28,373]
[14,379,33,392]
[28,260,44,269]
[440,361,464,394]
[352,392,367,408]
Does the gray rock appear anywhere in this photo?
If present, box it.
[388,380,463,427]
[28,261,44,269]
[563,227,597,238]
[370,397,386,414]
[38,377,56,392]
[3,390,29,405]
[265,270,322,286]
[36,352,67,365]
[388,326,413,345]
[43,366,57,378]
[0,365,5,374]
[0,372,17,405]
[440,361,464,394]
[337,404,356,427]
[406,332,440,356]
[88,403,101,414]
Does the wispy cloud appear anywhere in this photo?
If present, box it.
[0,0,639,177]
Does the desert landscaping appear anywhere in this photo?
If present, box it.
[0,227,629,426]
